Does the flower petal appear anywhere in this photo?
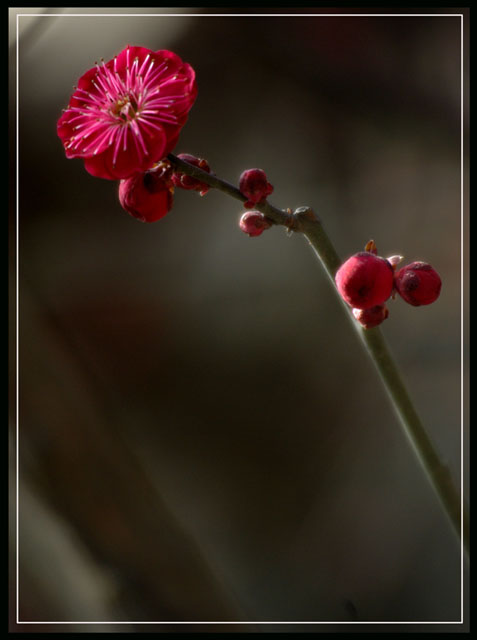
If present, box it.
[83,123,168,180]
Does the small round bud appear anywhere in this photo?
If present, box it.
[239,168,274,208]
[171,153,212,196]
[335,252,394,309]
[239,211,272,237]
[118,165,174,223]
[352,305,389,329]
[394,261,442,306]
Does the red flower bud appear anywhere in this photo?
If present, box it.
[352,305,389,329]
[239,211,272,237]
[335,252,394,309]
[118,164,174,222]
[239,168,274,208]
[394,261,442,306]
[171,153,212,196]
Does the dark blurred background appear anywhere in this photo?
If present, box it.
[9,7,469,631]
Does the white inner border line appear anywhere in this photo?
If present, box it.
[14,10,465,627]
[460,12,465,625]
[15,9,20,627]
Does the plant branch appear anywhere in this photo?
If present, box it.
[167,153,468,556]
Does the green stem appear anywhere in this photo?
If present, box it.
[361,328,468,554]
[168,154,468,556]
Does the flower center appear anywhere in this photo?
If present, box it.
[111,95,138,122]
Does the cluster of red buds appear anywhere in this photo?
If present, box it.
[335,240,441,329]
[118,161,276,227]
[119,162,275,227]
[238,168,274,237]
[117,153,213,222]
